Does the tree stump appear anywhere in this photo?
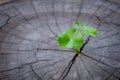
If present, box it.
[0,0,120,80]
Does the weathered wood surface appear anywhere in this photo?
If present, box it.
[0,0,120,80]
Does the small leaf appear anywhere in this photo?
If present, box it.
[58,28,76,49]
[65,28,76,38]
[83,26,98,37]
[58,28,84,49]
[58,33,70,48]
[74,22,84,35]
[74,22,83,27]
[67,31,84,49]
[74,22,98,37]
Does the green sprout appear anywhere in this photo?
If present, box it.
[58,21,98,54]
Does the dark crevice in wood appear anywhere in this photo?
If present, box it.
[58,37,90,80]
[58,53,79,80]
[0,13,10,30]
[80,36,90,52]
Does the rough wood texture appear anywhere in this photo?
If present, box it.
[0,0,120,80]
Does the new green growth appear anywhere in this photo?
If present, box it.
[58,21,98,54]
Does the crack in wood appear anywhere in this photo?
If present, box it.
[0,13,10,30]
[58,37,90,80]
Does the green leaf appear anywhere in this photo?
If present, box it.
[74,22,83,27]
[74,22,98,37]
[58,21,98,53]
[74,22,83,30]
[58,28,84,49]
[58,33,70,48]
[74,22,84,35]
[83,26,98,37]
